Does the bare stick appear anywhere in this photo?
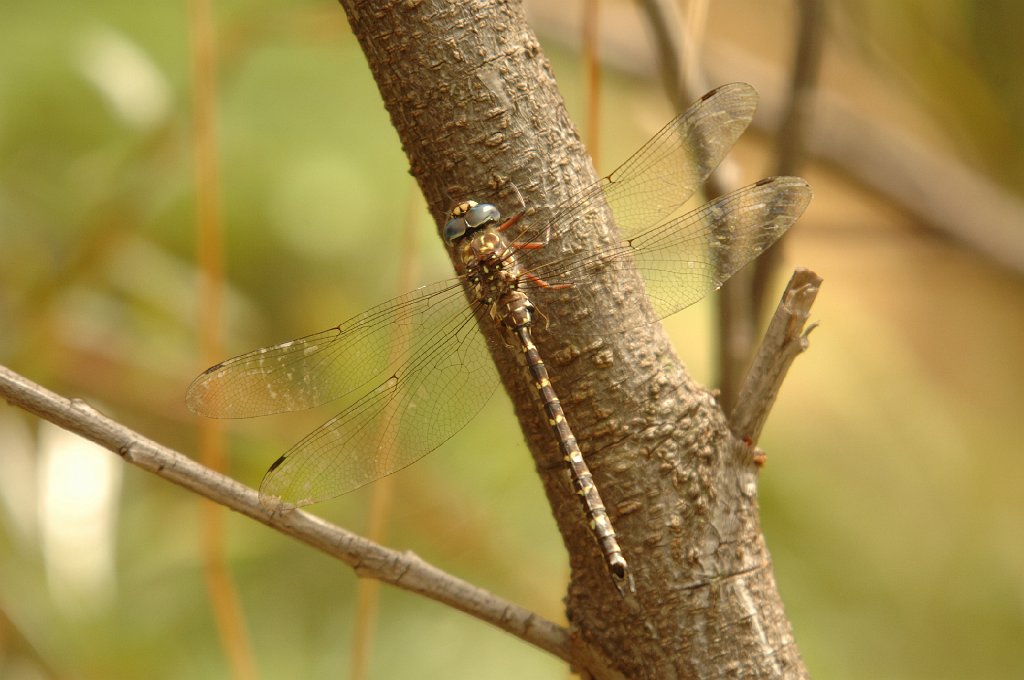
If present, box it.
[729,268,822,444]
[0,364,572,663]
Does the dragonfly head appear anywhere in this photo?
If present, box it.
[443,200,501,245]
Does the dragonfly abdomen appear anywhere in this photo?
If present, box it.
[512,323,629,588]
[460,214,632,590]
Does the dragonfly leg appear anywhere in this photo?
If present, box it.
[520,272,574,332]
[497,211,524,233]
[522,271,573,290]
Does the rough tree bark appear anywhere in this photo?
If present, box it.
[338,0,806,677]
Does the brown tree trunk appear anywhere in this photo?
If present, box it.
[338,1,807,677]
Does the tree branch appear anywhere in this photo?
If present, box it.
[0,364,573,664]
[730,268,822,445]
[3,2,817,677]
[337,1,809,676]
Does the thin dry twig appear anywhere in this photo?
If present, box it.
[186,0,256,675]
[581,0,602,167]
[729,267,822,444]
[0,364,572,663]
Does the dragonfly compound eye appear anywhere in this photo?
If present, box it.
[464,202,500,229]
[443,216,468,245]
[443,201,500,245]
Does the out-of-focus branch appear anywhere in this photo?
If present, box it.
[0,364,573,664]
[804,85,1024,273]
[753,0,825,319]
[582,0,602,166]
[640,0,821,411]
[186,0,257,676]
[638,0,753,411]
[639,0,736,198]
[773,0,826,179]
[531,3,1024,275]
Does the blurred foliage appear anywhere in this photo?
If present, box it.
[1,1,1022,679]
[835,0,1024,190]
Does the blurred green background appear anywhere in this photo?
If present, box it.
[1,1,1022,678]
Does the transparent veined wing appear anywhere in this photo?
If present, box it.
[259,302,501,505]
[187,278,466,418]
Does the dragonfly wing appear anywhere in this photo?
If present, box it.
[258,304,501,505]
[601,82,760,238]
[512,82,759,253]
[619,176,811,320]
[525,177,811,330]
[186,278,466,418]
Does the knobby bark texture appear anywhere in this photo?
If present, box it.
[338,1,805,677]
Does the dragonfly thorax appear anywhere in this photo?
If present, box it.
[453,219,532,330]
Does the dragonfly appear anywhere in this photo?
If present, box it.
[186,83,812,592]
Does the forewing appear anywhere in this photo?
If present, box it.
[629,176,812,319]
[510,82,759,251]
[186,278,466,418]
[258,304,500,505]
[524,177,811,329]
